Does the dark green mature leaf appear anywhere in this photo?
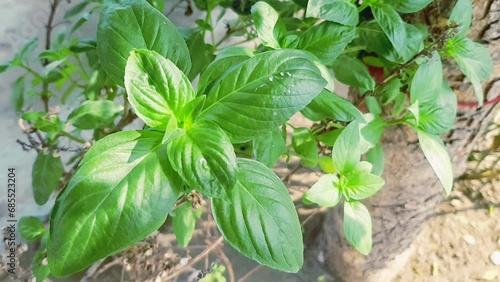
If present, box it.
[302,90,364,122]
[344,201,372,255]
[32,150,64,205]
[383,23,424,63]
[12,76,25,114]
[125,49,195,130]
[333,121,360,175]
[172,204,201,247]
[411,52,442,104]
[186,31,215,80]
[447,36,493,106]
[379,78,402,105]
[371,4,408,60]
[69,38,97,53]
[292,128,319,167]
[417,130,453,194]
[449,0,472,36]
[332,55,375,91]
[304,174,341,207]
[0,62,11,74]
[306,0,358,26]
[19,216,45,241]
[64,2,89,19]
[68,100,123,129]
[297,21,356,64]
[97,0,191,86]
[344,170,384,200]
[251,1,286,49]
[390,0,432,13]
[167,120,237,198]
[48,131,181,277]
[198,49,326,143]
[212,158,303,272]
[253,127,286,168]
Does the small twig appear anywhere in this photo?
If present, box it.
[166,0,184,16]
[237,265,262,282]
[301,207,324,227]
[164,237,224,281]
[281,163,303,183]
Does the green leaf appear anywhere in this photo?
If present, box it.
[186,31,215,80]
[32,250,51,282]
[359,114,385,153]
[253,127,286,168]
[332,55,375,91]
[408,100,420,125]
[365,96,382,115]
[172,204,200,247]
[197,55,250,96]
[417,80,457,135]
[302,90,364,122]
[68,100,124,129]
[292,128,319,167]
[297,21,356,64]
[14,38,38,65]
[125,49,195,130]
[316,129,341,147]
[167,120,238,198]
[332,121,360,175]
[417,130,453,195]
[304,174,341,207]
[411,51,442,104]
[306,0,358,26]
[48,131,181,277]
[97,0,191,86]
[449,0,472,35]
[371,4,408,60]
[69,38,97,53]
[0,62,11,74]
[19,216,45,241]
[32,150,64,205]
[212,158,303,272]
[343,201,372,255]
[64,2,89,19]
[251,1,286,49]
[146,0,165,12]
[366,144,385,176]
[380,78,402,105]
[389,0,432,13]
[447,36,493,106]
[344,170,384,200]
[198,49,326,143]
[12,76,25,114]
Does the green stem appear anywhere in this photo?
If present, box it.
[58,130,86,144]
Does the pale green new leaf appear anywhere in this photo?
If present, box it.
[48,131,181,277]
[448,36,493,106]
[306,0,358,26]
[297,22,356,64]
[332,55,375,91]
[68,100,124,129]
[253,127,286,168]
[32,150,64,205]
[418,80,457,135]
[333,121,360,175]
[251,1,286,49]
[212,158,303,272]
[167,120,237,198]
[417,130,453,194]
[292,128,319,167]
[198,49,326,143]
[449,0,472,35]
[410,51,442,104]
[344,201,372,255]
[97,0,191,86]
[366,144,385,176]
[304,174,341,207]
[125,49,195,130]
[172,204,200,247]
[344,170,385,200]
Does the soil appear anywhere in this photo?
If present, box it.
[0,1,499,282]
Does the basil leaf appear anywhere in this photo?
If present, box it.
[68,100,124,129]
[417,130,453,194]
[449,0,472,36]
[417,80,457,135]
[366,144,385,176]
[447,36,493,106]
[172,204,201,247]
[186,31,215,80]
[197,55,250,96]
[19,216,45,241]
[371,4,408,60]
[302,90,364,122]
[410,51,442,104]
[48,131,181,277]
[390,0,432,13]
[304,174,341,207]
[292,128,319,167]
[332,55,375,91]
[251,1,286,49]
[343,201,372,255]
[32,150,64,205]
[332,121,360,175]
[146,0,165,12]
[212,158,303,272]
[97,0,191,86]
[306,0,358,26]
[12,76,25,114]
[253,127,286,168]
[297,21,356,64]
[167,120,238,198]
[344,170,385,201]
[198,49,326,143]
[125,49,195,130]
